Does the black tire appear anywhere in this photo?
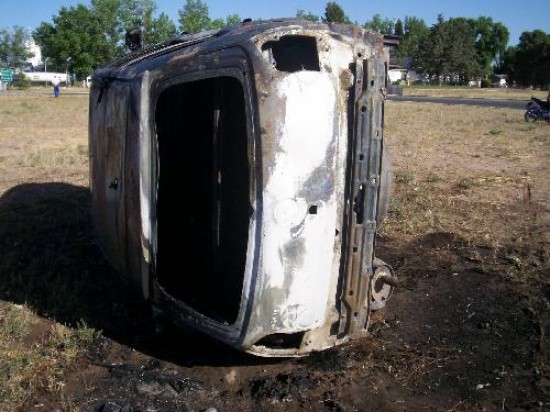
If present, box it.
[525,110,538,123]
[376,144,393,226]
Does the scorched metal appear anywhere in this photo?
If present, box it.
[89,18,395,357]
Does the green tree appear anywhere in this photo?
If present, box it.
[296,9,320,22]
[416,15,448,83]
[90,0,176,53]
[147,12,177,44]
[323,2,350,24]
[0,26,33,70]
[209,14,242,30]
[505,30,550,88]
[90,0,123,59]
[447,18,482,83]
[118,0,156,28]
[499,45,517,81]
[225,14,242,26]
[364,14,394,34]
[472,17,509,76]
[394,19,404,36]
[114,0,176,47]
[416,15,481,84]
[177,1,241,33]
[33,5,113,78]
[397,16,430,60]
[396,16,429,59]
[177,0,212,33]
[118,0,156,45]
[34,0,177,76]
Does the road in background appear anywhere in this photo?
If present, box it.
[388,95,526,109]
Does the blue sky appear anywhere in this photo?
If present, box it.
[1,0,548,46]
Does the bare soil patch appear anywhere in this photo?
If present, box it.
[0,90,548,411]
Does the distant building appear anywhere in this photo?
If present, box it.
[25,38,42,68]
[383,34,400,70]
[490,74,508,88]
[23,71,68,85]
[388,68,407,83]
[383,35,407,87]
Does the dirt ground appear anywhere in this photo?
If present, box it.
[0,90,549,411]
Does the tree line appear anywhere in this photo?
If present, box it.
[0,0,548,88]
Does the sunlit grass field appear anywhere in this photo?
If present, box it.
[0,87,548,409]
[402,85,549,101]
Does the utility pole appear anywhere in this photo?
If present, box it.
[65,57,71,87]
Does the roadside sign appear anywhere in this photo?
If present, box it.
[0,68,14,83]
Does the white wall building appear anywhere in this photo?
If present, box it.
[25,38,42,68]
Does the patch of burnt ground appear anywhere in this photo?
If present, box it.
[1,183,548,411]
[67,233,549,411]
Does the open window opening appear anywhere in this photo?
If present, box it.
[254,332,305,350]
[155,76,250,325]
[262,35,320,72]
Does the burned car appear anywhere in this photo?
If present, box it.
[89,19,395,357]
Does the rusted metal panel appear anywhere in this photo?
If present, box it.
[89,81,130,274]
[89,19,395,357]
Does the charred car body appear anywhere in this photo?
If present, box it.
[89,19,395,357]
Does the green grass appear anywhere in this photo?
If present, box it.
[394,169,415,184]
[19,144,88,169]
[455,177,483,191]
[0,304,33,339]
[50,321,99,358]
[425,172,441,183]
[531,134,550,144]
[19,102,40,111]
[0,311,98,410]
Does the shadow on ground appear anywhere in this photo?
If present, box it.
[0,183,546,411]
[0,182,268,368]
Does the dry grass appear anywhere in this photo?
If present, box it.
[381,100,550,324]
[0,87,549,410]
[403,86,549,101]
[380,102,549,408]
[0,303,97,410]
[0,90,94,410]
[382,101,550,244]
[0,92,89,194]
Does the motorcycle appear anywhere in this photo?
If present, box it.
[526,96,549,111]
[525,96,550,122]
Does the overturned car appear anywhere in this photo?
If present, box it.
[89,19,395,357]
